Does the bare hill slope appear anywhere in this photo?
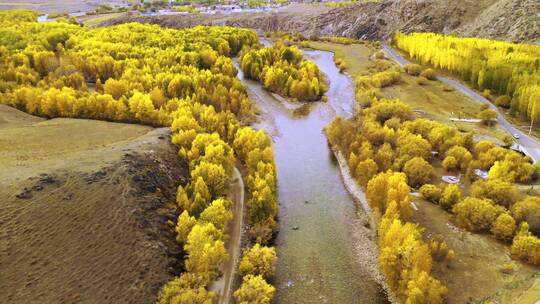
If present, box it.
[0,105,186,304]
[105,0,539,43]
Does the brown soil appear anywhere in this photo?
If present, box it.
[0,105,187,304]
[412,198,539,304]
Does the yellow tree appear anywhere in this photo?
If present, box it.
[234,275,275,304]
[200,198,233,232]
[184,223,227,279]
[491,213,516,241]
[403,157,433,188]
[176,210,197,245]
[367,171,412,219]
[511,223,540,265]
[239,244,277,280]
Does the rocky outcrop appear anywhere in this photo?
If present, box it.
[103,0,539,43]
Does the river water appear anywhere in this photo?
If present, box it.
[236,48,388,303]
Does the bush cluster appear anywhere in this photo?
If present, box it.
[394,32,540,124]
[0,11,280,302]
[240,42,328,101]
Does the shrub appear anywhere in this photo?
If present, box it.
[234,275,275,304]
[442,156,458,171]
[419,184,442,203]
[440,184,461,211]
[470,179,519,208]
[495,95,511,108]
[403,156,433,188]
[157,272,214,304]
[442,84,454,92]
[491,213,516,241]
[334,58,347,72]
[429,235,450,262]
[511,223,540,265]
[356,71,400,89]
[478,108,497,126]
[500,262,515,274]
[404,63,422,76]
[420,68,436,80]
[512,197,540,235]
[249,217,277,245]
[482,89,492,100]
[416,76,428,85]
[452,197,505,232]
[239,244,277,279]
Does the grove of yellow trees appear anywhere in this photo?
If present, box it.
[0,10,279,303]
[325,38,540,302]
[394,32,540,123]
[240,42,328,101]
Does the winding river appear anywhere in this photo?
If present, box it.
[236,48,389,303]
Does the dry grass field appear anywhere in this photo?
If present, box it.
[0,105,186,303]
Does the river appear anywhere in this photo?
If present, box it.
[235,47,389,303]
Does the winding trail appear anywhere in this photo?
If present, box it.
[209,167,244,304]
[383,44,540,162]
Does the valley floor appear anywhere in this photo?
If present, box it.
[302,41,540,304]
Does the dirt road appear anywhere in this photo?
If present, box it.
[383,44,540,163]
[209,167,245,304]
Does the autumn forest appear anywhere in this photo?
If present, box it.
[0,6,539,304]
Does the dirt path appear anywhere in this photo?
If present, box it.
[210,167,245,304]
